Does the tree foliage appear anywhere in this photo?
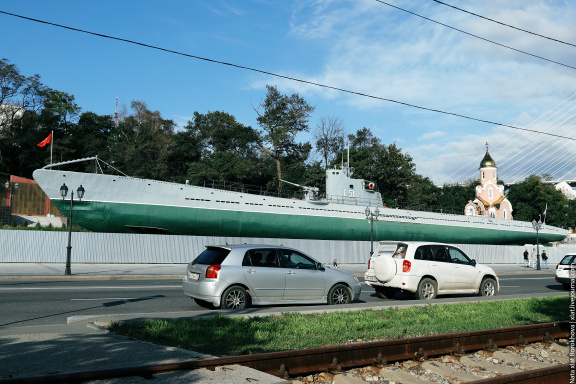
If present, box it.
[507,175,571,228]
[255,85,315,184]
[182,111,261,185]
[312,115,345,168]
[2,57,572,231]
[347,128,418,202]
[109,101,175,180]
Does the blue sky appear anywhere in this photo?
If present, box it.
[2,0,575,184]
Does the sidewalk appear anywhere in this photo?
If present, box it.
[0,262,558,281]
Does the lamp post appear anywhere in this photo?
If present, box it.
[60,183,85,275]
[532,217,542,271]
[365,207,380,258]
[5,181,19,223]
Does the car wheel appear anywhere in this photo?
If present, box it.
[328,284,351,305]
[415,278,437,300]
[563,283,571,291]
[479,278,497,296]
[375,286,396,299]
[193,298,215,309]
[221,286,250,310]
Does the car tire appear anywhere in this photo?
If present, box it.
[415,278,437,300]
[193,298,215,309]
[221,286,250,310]
[563,283,571,291]
[479,278,497,296]
[375,286,396,299]
[328,284,351,305]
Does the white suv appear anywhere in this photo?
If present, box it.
[364,241,499,300]
[555,253,576,290]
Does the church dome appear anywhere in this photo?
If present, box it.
[480,151,497,168]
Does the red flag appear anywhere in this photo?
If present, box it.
[37,133,52,148]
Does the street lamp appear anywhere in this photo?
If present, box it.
[532,217,542,271]
[5,181,19,222]
[60,183,85,275]
[365,207,380,258]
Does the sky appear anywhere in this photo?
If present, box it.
[1,0,576,185]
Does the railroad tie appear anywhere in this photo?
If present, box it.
[523,346,569,364]
[379,367,435,383]
[492,351,554,369]
[459,355,522,375]
[421,361,481,382]
[333,373,371,384]
[550,342,569,355]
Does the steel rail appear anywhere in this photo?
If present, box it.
[0,321,569,384]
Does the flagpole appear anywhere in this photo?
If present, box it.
[50,130,53,165]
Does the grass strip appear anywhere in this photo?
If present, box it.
[107,297,568,356]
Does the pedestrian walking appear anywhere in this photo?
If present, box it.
[531,248,537,269]
[333,256,338,268]
[523,249,529,267]
[542,250,548,269]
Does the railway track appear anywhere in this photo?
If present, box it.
[0,321,570,384]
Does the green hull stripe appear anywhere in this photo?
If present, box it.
[53,200,565,245]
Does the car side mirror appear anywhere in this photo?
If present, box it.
[470,259,477,267]
[316,262,325,271]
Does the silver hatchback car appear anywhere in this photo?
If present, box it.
[183,244,361,309]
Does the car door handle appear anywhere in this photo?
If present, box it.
[286,271,296,275]
[247,269,256,274]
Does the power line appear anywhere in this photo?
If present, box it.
[373,0,576,70]
[432,0,576,48]
[1,9,575,143]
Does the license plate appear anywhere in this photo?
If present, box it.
[366,276,377,282]
[189,272,200,281]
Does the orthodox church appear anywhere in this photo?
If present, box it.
[464,146,513,220]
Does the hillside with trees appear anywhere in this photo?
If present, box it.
[1,58,574,229]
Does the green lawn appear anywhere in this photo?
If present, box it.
[107,296,569,356]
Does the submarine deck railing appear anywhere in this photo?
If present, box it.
[201,180,465,215]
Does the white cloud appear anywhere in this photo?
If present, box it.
[418,131,446,141]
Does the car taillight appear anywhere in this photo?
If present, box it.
[403,260,411,273]
[367,259,371,269]
[206,265,221,278]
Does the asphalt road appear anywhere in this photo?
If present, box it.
[0,274,566,328]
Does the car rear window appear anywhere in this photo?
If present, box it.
[560,255,576,265]
[192,247,230,265]
[392,244,408,259]
[377,243,403,257]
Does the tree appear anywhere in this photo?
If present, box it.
[347,128,418,202]
[182,111,261,185]
[312,115,345,168]
[507,175,569,227]
[0,58,46,133]
[405,176,438,210]
[109,101,175,180]
[434,183,476,214]
[255,85,315,185]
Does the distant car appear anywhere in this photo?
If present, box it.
[555,253,576,291]
[183,244,361,309]
[364,241,499,300]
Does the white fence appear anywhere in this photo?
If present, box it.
[2,230,576,264]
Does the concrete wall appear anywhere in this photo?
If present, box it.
[1,230,576,264]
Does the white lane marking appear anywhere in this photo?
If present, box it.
[0,285,181,291]
[71,298,139,301]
